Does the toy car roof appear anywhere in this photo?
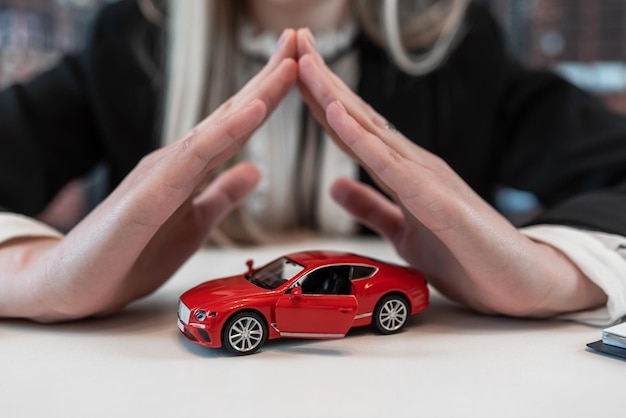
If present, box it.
[282,250,388,268]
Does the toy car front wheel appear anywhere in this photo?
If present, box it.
[223,312,267,355]
[373,295,409,334]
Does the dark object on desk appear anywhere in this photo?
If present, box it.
[177,250,429,355]
[587,340,626,360]
[587,322,626,360]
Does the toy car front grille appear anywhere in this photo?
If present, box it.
[178,300,191,325]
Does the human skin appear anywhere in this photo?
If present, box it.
[295,28,608,317]
[0,30,299,323]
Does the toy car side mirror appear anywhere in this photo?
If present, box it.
[290,286,302,298]
[246,259,254,273]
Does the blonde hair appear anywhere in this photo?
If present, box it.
[355,0,469,75]
[158,0,243,144]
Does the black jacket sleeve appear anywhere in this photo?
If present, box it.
[0,0,162,215]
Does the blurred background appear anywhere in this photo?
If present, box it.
[1,0,625,229]
[491,0,626,114]
[0,0,112,87]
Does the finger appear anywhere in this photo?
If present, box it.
[122,37,296,229]
[160,32,296,204]
[299,59,440,219]
[298,46,389,137]
[323,100,403,200]
[233,28,297,95]
[156,100,267,202]
[73,32,294,244]
[76,98,266,260]
[297,28,426,163]
[117,162,260,304]
[299,53,401,159]
[271,29,298,66]
[197,56,297,132]
[330,177,404,241]
[295,29,361,158]
[296,28,322,63]
[244,58,298,118]
[297,28,356,115]
[325,100,441,196]
[193,162,261,231]
[299,46,419,158]
[297,83,356,158]
[224,29,298,114]
[55,131,264,311]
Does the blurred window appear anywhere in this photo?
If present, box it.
[0,0,113,88]
[489,0,626,114]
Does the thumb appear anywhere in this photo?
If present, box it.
[193,162,261,232]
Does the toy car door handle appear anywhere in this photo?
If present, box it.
[339,307,355,313]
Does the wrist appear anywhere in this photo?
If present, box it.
[0,236,63,321]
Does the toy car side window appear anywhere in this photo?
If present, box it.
[300,266,352,295]
[350,265,376,280]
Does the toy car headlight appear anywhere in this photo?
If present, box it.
[194,310,208,322]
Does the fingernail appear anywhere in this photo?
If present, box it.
[247,99,261,108]
[278,30,288,47]
[334,100,346,112]
[279,28,294,47]
[304,28,315,45]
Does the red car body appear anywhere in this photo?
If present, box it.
[177,250,429,355]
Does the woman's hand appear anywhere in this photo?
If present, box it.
[0,30,299,322]
[296,29,607,317]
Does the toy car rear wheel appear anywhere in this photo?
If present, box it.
[373,295,409,334]
[223,312,267,355]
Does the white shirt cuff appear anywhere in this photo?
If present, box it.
[520,224,626,326]
[0,213,63,245]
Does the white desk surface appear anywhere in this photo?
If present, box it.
[2,237,624,417]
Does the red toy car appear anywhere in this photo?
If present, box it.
[177,250,429,355]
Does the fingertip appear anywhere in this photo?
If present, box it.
[300,27,315,45]
[325,100,347,127]
[281,56,299,75]
[246,99,268,123]
[330,177,350,204]
[297,52,313,66]
[278,28,295,46]
[298,51,325,74]
[327,100,346,113]
[297,28,322,64]
[302,28,315,46]
[236,161,261,186]
[272,28,297,63]
[276,57,299,89]
[219,98,266,139]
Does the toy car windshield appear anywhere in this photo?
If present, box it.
[246,257,305,290]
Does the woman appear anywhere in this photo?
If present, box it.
[0,0,624,323]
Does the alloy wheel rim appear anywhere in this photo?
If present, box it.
[379,299,407,331]
[228,317,264,352]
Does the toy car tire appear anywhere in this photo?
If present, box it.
[222,311,268,355]
[373,295,409,335]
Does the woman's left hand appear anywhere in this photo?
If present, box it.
[296,29,607,317]
[0,30,299,322]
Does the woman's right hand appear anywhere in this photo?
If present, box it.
[296,28,607,318]
[0,30,298,323]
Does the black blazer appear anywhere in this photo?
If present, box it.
[2,0,626,235]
